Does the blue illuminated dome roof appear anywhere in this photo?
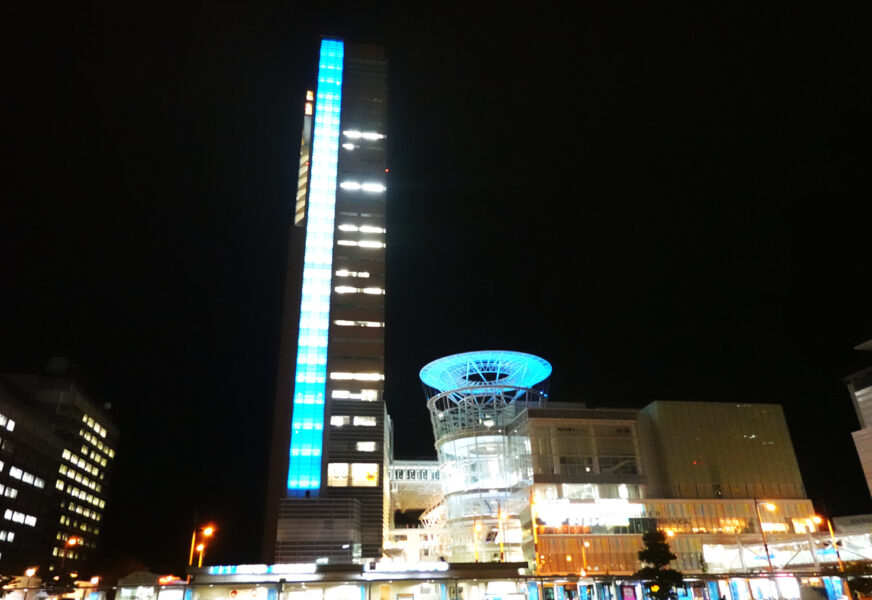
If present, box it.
[419,350,552,393]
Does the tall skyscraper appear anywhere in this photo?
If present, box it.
[264,38,388,564]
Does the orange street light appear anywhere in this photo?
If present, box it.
[203,525,215,537]
[25,568,37,577]
[764,503,777,512]
[196,543,206,568]
[812,515,823,525]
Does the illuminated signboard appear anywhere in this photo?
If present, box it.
[287,39,345,493]
[535,499,645,528]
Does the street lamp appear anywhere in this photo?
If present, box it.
[753,499,776,572]
[473,522,482,562]
[188,524,217,567]
[813,514,844,572]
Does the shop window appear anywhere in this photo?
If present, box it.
[350,463,378,486]
[327,463,349,487]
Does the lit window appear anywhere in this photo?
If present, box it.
[56,480,65,491]
[335,286,359,294]
[353,416,377,427]
[330,415,350,427]
[356,442,376,452]
[327,463,349,487]
[350,463,379,486]
[342,130,385,141]
[358,240,385,248]
[342,143,355,150]
[330,372,384,381]
[362,287,384,295]
[22,473,34,485]
[9,467,22,480]
[335,270,370,278]
[5,420,13,432]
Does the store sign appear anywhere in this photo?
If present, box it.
[536,499,645,527]
[207,564,317,576]
[369,561,450,573]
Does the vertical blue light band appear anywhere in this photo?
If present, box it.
[287,39,344,493]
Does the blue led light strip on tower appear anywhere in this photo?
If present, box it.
[287,39,344,493]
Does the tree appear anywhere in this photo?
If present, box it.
[633,530,684,600]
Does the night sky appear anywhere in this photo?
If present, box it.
[3,1,870,575]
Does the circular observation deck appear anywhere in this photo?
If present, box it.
[419,350,552,396]
[420,351,552,442]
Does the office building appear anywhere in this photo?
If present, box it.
[264,38,389,564]
[0,358,118,573]
[388,350,820,576]
[845,338,872,500]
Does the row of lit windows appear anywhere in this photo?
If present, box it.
[4,509,36,527]
[79,429,115,458]
[334,286,384,295]
[59,513,100,535]
[337,239,385,249]
[330,372,384,381]
[337,224,384,234]
[335,269,369,278]
[80,444,108,466]
[57,480,105,508]
[0,483,17,499]
[81,413,107,438]
[62,449,100,477]
[330,415,377,427]
[9,466,45,488]
[326,462,379,487]
[0,530,15,542]
[0,414,15,432]
[331,389,378,401]
[58,464,102,491]
[339,181,385,193]
[334,320,384,328]
[65,501,101,521]
[390,468,441,481]
[52,547,79,559]
[342,130,384,140]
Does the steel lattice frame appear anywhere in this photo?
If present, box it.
[420,351,552,562]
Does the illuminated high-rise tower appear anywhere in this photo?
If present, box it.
[264,39,388,563]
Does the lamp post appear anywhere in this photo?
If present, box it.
[61,536,80,571]
[474,521,482,562]
[188,523,216,567]
[753,499,776,572]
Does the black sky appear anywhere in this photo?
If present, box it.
[3,1,871,575]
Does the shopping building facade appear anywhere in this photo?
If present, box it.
[264,38,389,564]
[381,351,834,578]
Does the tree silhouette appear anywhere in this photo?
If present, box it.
[633,530,684,600]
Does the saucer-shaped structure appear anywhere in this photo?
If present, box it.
[419,350,552,397]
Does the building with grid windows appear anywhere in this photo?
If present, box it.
[264,38,388,564]
[0,358,117,573]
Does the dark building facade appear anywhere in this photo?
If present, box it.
[0,359,118,573]
[264,39,388,564]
